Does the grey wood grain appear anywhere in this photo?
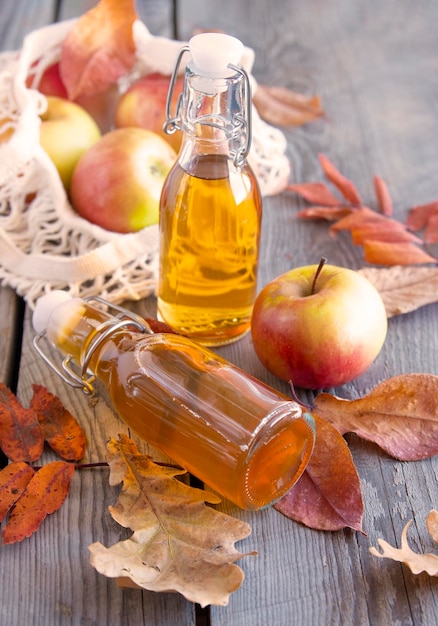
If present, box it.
[1,0,438,625]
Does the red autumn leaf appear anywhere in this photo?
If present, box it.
[351,223,423,245]
[275,414,363,532]
[318,153,362,205]
[287,182,342,206]
[0,462,35,523]
[253,85,324,127]
[363,240,437,266]
[60,0,138,99]
[406,201,438,231]
[2,461,75,544]
[0,384,44,462]
[313,374,438,461]
[424,212,438,244]
[30,384,86,461]
[373,175,393,216]
[329,206,388,234]
[297,206,353,221]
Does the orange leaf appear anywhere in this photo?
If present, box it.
[373,175,393,215]
[351,222,422,245]
[275,414,363,532]
[0,462,35,522]
[314,374,438,461]
[363,240,437,266]
[329,206,386,234]
[318,153,362,205]
[253,84,324,127]
[297,206,353,221]
[30,384,86,461]
[2,461,75,544]
[0,384,44,463]
[287,182,342,206]
[60,0,138,99]
[406,201,438,231]
[424,213,438,244]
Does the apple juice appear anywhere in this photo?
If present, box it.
[38,295,315,510]
[158,32,262,346]
[157,154,261,345]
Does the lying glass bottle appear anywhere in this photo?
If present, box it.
[32,292,315,510]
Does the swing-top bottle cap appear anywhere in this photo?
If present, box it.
[188,32,244,78]
[33,290,72,334]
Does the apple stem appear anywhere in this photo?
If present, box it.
[311,256,327,295]
[288,380,314,411]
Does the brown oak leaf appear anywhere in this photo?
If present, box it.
[89,435,256,607]
[253,84,324,127]
[313,374,438,461]
[357,265,438,317]
[2,461,75,544]
[370,512,438,576]
[30,384,86,461]
[275,414,363,532]
[60,0,138,99]
[0,384,44,463]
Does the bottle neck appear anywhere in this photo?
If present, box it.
[179,64,248,167]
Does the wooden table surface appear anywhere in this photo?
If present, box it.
[1,1,438,625]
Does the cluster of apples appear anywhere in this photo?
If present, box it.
[29,64,182,233]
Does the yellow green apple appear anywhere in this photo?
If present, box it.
[70,127,176,233]
[39,96,101,191]
[251,261,388,389]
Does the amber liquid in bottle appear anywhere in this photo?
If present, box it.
[46,299,315,510]
[158,153,262,346]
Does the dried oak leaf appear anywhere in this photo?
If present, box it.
[2,461,75,544]
[89,435,256,608]
[60,0,138,100]
[313,373,438,461]
[253,84,324,127]
[370,511,438,576]
[0,383,44,463]
[30,384,86,461]
[275,414,364,532]
[358,265,438,317]
[0,462,35,523]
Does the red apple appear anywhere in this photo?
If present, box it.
[28,62,118,132]
[70,127,176,233]
[114,73,184,152]
[251,261,388,390]
[39,96,101,191]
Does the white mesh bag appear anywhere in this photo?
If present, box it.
[0,19,290,309]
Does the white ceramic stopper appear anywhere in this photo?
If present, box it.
[188,32,244,78]
[32,290,72,334]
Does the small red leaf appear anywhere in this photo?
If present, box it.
[287,182,342,206]
[297,206,353,221]
[373,175,393,216]
[275,415,363,532]
[0,384,44,462]
[351,223,422,245]
[2,461,75,544]
[30,384,86,461]
[329,206,387,234]
[363,240,437,266]
[406,201,438,231]
[0,462,35,522]
[318,153,362,205]
[424,213,438,244]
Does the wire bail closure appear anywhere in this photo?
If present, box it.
[32,297,152,396]
[163,47,253,167]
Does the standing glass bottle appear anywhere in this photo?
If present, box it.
[157,33,262,346]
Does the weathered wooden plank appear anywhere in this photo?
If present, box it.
[177,1,438,625]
